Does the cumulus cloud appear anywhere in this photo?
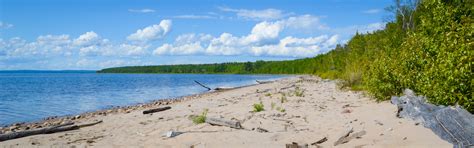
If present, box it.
[218,7,287,21]
[363,9,381,14]
[1,30,152,58]
[1,35,74,57]
[73,31,108,47]
[128,9,155,13]
[0,22,14,29]
[127,20,172,42]
[153,15,342,58]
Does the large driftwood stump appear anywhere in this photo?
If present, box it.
[0,120,102,142]
[142,106,171,114]
[392,89,474,148]
[205,117,242,129]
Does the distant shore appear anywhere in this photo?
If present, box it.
[0,75,450,147]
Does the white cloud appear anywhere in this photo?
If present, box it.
[128,9,155,13]
[173,15,216,19]
[153,33,212,55]
[218,7,286,20]
[152,16,342,58]
[127,20,172,42]
[120,44,148,56]
[243,21,284,45]
[73,31,107,47]
[0,22,13,29]
[1,35,74,57]
[363,9,381,14]
[249,35,339,57]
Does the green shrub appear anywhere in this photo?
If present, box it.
[253,102,265,112]
[191,109,208,124]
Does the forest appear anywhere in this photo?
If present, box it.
[99,0,473,112]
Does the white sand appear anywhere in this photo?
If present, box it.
[0,76,451,147]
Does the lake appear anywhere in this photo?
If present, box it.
[0,71,286,125]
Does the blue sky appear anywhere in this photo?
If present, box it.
[0,0,391,70]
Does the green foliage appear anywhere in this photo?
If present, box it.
[253,102,265,112]
[98,0,473,112]
[191,109,208,124]
[271,102,276,110]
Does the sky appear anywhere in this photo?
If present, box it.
[0,0,392,70]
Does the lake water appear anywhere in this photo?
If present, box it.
[0,71,286,125]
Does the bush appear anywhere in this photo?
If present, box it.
[191,109,208,124]
[253,102,265,112]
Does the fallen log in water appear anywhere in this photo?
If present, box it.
[205,117,242,129]
[0,120,102,142]
[194,80,211,91]
[142,106,171,114]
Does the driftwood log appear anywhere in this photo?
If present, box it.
[333,126,353,146]
[194,80,238,91]
[205,117,242,129]
[392,89,474,148]
[214,87,234,91]
[0,120,102,142]
[286,142,309,148]
[194,80,211,91]
[142,106,171,114]
[334,130,366,146]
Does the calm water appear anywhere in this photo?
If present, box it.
[0,71,286,125]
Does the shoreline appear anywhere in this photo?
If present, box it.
[0,75,451,147]
[0,76,294,134]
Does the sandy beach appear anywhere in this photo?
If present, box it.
[0,75,451,147]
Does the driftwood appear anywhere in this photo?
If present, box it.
[334,130,366,146]
[194,80,211,91]
[214,87,234,91]
[142,106,171,114]
[392,89,474,148]
[286,142,308,148]
[333,126,353,146]
[194,80,237,91]
[256,127,269,133]
[0,120,102,142]
[205,117,242,129]
[256,80,273,84]
[311,137,328,145]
